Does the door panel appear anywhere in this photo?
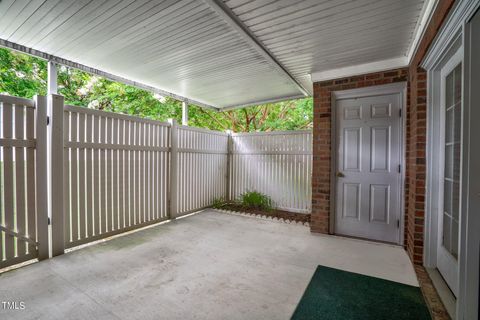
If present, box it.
[343,183,360,219]
[335,93,402,243]
[344,128,361,171]
[370,184,390,223]
[371,126,390,172]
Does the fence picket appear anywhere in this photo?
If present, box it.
[78,113,86,239]
[64,111,71,243]
[127,121,133,227]
[14,105,26,255]
[26,106,36,255]
[130,122,135,226]
[135,122,141,224]
[70,112,79,241]
[100,116,107,234]
[112,118,119,231]
[2,103,15,260]
[119,119,125,229]
[140,123,145,223]
[149,125,154,221]
[93,114,100,236]
[106,117,113,233]
[86,114,93,238]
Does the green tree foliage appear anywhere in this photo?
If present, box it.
[0,48,312,132]
[0,48,47,97]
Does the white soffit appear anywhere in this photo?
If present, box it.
[0,0,434,110]
[222,0,433,85]
[0,0,304,109]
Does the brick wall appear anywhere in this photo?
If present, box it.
[311,69,408,233]
[311,0,456,265]
[405,0,456,264]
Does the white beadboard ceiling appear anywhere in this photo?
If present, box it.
[0,0,431,110]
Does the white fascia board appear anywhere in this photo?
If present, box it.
[0,38,220,111]
[406,0,439,63]
[219,94,307,112]
[310,57,408,83]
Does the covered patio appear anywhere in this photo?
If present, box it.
[0,210,417,320]
[1,0,479,319]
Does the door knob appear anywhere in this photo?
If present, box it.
[336,172,345,178]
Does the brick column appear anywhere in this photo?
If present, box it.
[406,67,427,264]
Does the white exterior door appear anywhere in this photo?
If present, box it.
[335,93,402,243]
[437,49,463,297]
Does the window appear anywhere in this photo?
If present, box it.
[442,63,462,259]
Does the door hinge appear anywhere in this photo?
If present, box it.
[48,217,51,225]
[398,164,401,173]
[397,219,400,228]
[399,109,402,117]
[47,116,50,125]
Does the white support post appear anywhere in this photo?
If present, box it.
[46,61,57,257]
[225,130,232,202]
[182,101,188,126]
[49,94,65,256]
[47,61,58,95]
[34,95,49,260]
[168,119,179,219]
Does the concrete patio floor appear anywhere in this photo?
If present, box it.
[0,209,418,320]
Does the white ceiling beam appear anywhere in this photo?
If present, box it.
[0,38,219,111]
[310,57,408,83]
[203,0,310,97]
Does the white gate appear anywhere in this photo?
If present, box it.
[0,95,48,268]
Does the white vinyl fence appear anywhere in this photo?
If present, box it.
[1,93,312,269]
[175,126,228,215]
[62,105,171,248]
[229,130,312,213]
[52,102,230,252]
[0,95,48,269]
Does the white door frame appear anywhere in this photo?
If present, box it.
[462,8,480,318]
[436,45,463,297]
[330,82,407,245]
[421,1,479,318]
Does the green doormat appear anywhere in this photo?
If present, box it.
[291,266,431,320]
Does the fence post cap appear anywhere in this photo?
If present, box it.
[48,93,64,102]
